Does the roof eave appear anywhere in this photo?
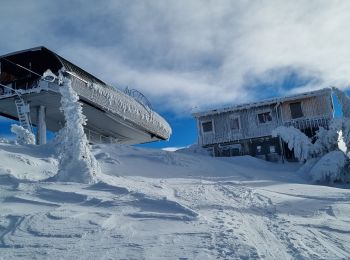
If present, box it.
[193,88,332,118]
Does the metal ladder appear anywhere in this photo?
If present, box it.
[14,98,33,132]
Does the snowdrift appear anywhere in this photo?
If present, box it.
[0,142,350,259]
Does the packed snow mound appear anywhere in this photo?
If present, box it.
[310,151,348,183]
[0,142,350,259]
[0,142,57,180]
[176,144,212,156]
[11,124,35,145]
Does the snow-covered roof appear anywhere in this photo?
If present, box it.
[193,88,332,118]
[1,47,172,142]
[0,46,107,86]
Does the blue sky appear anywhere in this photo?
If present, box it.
[1,1,350,148]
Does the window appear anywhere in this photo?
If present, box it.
[256,145,262,153]
[290,102,303,119]
[269,146,276,153]
[230,117,240,131]
[257,112,272,124]
[202,121,213,133]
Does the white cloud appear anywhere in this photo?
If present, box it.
[162,147,186,152]
[1,0,350,115]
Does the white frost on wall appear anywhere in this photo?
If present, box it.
[54,77,100,184]
[11,124,35,145]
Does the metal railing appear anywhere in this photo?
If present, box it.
[85,128,118,144]
[200,116,332,146]
[283,116,331,130]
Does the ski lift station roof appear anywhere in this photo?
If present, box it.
[0,46,172,144]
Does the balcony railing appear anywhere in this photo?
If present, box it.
[200,115,332,146]
[283,116,331,130]
[201,132,243,146]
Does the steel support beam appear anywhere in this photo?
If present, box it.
[36,105,46,145]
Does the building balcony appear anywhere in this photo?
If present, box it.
[283,116,332,130]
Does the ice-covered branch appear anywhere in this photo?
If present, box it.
[272,126,311,162]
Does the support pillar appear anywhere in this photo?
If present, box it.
[278,136,285,164]
[36,105,47,145]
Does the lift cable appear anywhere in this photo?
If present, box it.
[0,57,42,77]
[0,82,25,102]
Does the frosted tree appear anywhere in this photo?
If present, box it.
[53,75,100,184]
[273,88,350,183]
[333,87,350,154]
[11,124,35,145]
[272,126,311,162]
[309,151,347,183]
[311,121,341,157]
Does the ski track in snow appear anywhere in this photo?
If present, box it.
[0,143,349,259]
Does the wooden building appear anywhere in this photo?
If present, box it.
[0,47,171,145]
[193,88,334,161]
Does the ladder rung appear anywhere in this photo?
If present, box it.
[14,98,33,134]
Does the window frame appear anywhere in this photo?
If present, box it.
[289,101,304,119]
[201,119,215,134]
[256,109,273,125]
[229,115,241,133]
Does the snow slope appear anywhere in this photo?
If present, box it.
[0,142,350,259]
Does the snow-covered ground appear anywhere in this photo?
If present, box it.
[0,142,350,259]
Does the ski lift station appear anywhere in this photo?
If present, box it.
[0,47,171,145]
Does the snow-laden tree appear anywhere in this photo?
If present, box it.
[11,124,35,145]
[309,151,347,183]
[333,87,350,154]
[273,88,350,183]
[53,75,100,184]
[311,120,341,157]
[272,126,311,162]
